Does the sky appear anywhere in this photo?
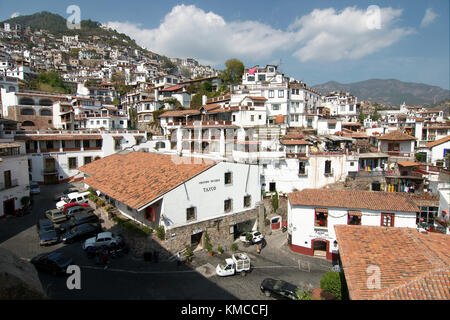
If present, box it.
[1,0,449,89]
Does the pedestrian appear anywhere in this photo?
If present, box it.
[95,248,101,265]
[256,243,261,254]
[102,249,109,270]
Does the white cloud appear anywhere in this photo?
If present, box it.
[104,5,413,66]
[420,8,438,28]
[104,5,293,66]
[10,12,20,18]
[289,7,414,62]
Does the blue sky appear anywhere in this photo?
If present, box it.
[1,0,449,89]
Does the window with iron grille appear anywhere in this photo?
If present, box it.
[186,207,196,221]
[381,213,394,227]
[224,172,232,185]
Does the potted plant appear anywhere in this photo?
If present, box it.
[217,245,224,254]
[206,243,213,256]
[231,243,238,252]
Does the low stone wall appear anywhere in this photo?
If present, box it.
[162,204,265,254]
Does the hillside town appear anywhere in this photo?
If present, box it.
[0,17,449,302]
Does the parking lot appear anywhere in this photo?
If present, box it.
[0,182,331,300]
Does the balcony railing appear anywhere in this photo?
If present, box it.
[42,169,58,175]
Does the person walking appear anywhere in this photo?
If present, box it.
[102,249,109,270]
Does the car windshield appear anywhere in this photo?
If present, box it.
[253,232,261,236]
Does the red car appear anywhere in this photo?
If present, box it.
[61,202,89,213]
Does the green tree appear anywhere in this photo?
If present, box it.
[220,58,244,85]
[319,271,349,300]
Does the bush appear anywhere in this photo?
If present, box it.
[185,247,193,257]
[264,218,270,226]
[296,290,312,300]
[231,243,238,251]
[320,271,348,300]
[206,243,213,253]
[155,225,165,240]
[96,199,106,207]
[217,245,224,254]
[271,192,279,212]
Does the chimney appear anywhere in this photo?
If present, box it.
[202,95,207,106]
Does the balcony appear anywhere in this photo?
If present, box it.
[63,147,81,152]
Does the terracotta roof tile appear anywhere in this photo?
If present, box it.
[425,135,450,148]
[288,189,419,212]
[78,152,216,209]
[377,131,417,141]
[335,225,450,300]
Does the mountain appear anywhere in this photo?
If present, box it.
[311,79,450,106]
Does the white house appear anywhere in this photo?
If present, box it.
[79,151,262,252]
[0,140,30,218]
[424,136,450,166]
[287,189,419,261]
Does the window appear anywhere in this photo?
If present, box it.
[269,182,276,192]
[4,170,12,188]
[299,161,306,175]
[350,162,355,166]
[244,195,251,208]
[186,207,196,221]
[250,115,254,122]
[278,90,284,98]
[268,90,274,98]
[258,74,266,82]
[315,209,328,227]
[325,160,332,175]
[68,157,77,169]
[96,140,102,148]
[258,115,262,120]
[381,213,395,227]
[75,140,81,148]
[224,172,232,185]
[232,115,236,122]
[84,157,92,165]
[328,123,336,129]
[83,140,89,148]
[40,109,52,116]
[224,199,232,213]
[272,104,280,111]
[348,211,361,225]
[247,76,255,82]
[388,143,400,152]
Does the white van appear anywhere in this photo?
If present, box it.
[56,191,90,210]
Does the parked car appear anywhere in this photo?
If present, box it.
[260,278,299,300]
[31,252,73,275]
[37,218,59,246]
[53,187,78,201]
[61,223,103,244]
[30,182,40,195]
[65,205,93,217]
[61,202,89,213]
[59,211,99,232]
[239,231,264,244]
[45,209,69,224]
[56,191,90,210]
[82,232,122,251]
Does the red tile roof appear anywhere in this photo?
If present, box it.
[159,109,200,118]
[288,189,419,212]
[78,152,216,209]
[280,139,312,146]
[334,225,450,300]
[160,85,183,92]
[425,135,450,148]
[377,131,417,141]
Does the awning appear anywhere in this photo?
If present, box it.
[315,208,328,214]
[348,210,362,216]
[112,136,124,139]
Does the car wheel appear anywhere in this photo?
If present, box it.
[264,290,271,297]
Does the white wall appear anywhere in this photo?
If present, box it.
[161,161,261,229]
[0,154,30,217]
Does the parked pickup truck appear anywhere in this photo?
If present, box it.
[216,253,251,277]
